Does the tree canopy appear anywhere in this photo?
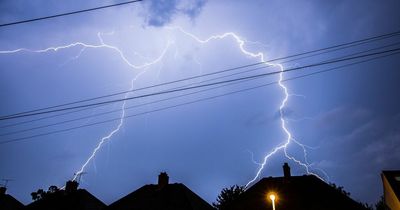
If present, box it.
[212,185,245,210]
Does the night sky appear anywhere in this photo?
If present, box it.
[1,0,400,206]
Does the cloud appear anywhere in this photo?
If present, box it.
[313,106,372,135]
[142,0,207,27]
[305,106,400,201]
[245,111,270,127]
[313,106,400,169]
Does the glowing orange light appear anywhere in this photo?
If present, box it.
[267,192,277,210]
[269,194,276,201]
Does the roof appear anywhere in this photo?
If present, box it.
[229,175,367,210]
[0,194,24,210]
[24,189,106,210]
[382,170,400,200]
[107,183,214,210]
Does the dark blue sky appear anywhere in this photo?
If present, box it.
[0,0,399,206]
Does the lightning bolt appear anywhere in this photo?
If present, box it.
[70,34,173,180]
[72,71,143,180]
[1,26,326,188]
[166,26,326,187]
[0,30,173,181]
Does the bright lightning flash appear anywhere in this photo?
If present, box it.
[0,31,173,182]
[71,34,173,180]
[167,27,326,187]
[0,26,325,187]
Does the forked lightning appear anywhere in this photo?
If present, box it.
[0,26,326,187]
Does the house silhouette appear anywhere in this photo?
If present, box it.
[0,186,24,210]
[24,180,106,210]
[227,163,367,210]
[381,170,400,210]
[106,172,214,210]
[1,167,377,210]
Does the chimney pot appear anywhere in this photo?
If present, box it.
[0,186,6,195]
[158,172,169,188]
[283,162,291,178]
[65,180,79,193]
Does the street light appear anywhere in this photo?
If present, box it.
[269,193,276,210]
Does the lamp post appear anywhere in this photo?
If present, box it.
[269,194,276,210]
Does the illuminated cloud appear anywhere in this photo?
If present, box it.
[142,0,207,27]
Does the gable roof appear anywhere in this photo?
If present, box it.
[107,183,214,210]
[229,175,366,210]
[0,194,24,210]
[382,170,400,200]
[24,189,106,210]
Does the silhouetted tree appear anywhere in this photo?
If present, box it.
[361,202,373,210]
[213,185,245,210]
[330,183,373,210]
[30,192,39,201]
[357,196,390,210]
[375,196,388,210]
[329,183,351,197]
[31,189,47,201]
[48,185,59,193]
[30,186,60,201]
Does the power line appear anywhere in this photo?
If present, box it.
[2,29,400,119]
[0,105,106,129]
[0,62,268,119]
[1,47,399,121]
[1,46,399,124]
[0,67,264,129]
[2,40,398,130]
[0,61,274,129]
[0,0,143,28]
[281,33,400,64]
[2,41,400,136]
[0,72,265,137]
[1,50,398,145]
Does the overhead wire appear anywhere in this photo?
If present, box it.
[1,29,399,120]
[0,0,143,28]
[2,41,400,136]
[1,47,399,121]
[1,49,398,145]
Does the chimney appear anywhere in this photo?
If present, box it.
[158,172,169,188]
[0,186,6,195]
[283,162,291,178]
[65,180,79,193]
